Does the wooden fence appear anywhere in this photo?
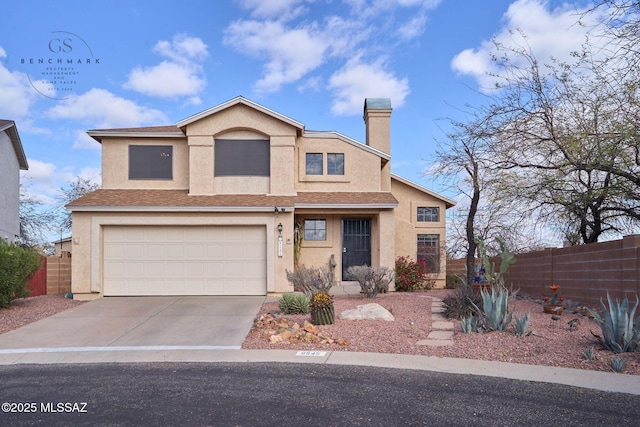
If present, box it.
[27,256,72,297]
[447,234,640,308]
[27,257,47,296]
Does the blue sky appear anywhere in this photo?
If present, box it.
[1,0,599,211]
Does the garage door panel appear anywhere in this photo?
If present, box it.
[103,225,266,296]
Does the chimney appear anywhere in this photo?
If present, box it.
[363,98,392,155]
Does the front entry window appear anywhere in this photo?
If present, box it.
[304,219,326,241]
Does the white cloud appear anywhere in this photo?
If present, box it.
[125,61,206,97]
[46,88,168,128]
[72,129,101,150]
[0,48,38,118]
[451,0,606,91]
[224,20,328,94]
[124,34,208,98]
[225,0,439,110]
[237,0,309,19]
[328,58,409,115]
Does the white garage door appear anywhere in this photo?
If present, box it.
[103,225,266,296]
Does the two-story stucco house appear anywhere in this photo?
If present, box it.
[68,97,454,300]
[0,120,28,242]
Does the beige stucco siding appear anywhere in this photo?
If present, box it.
[101,137,189,190]
[295,136,382,192]
[186,104,298,138]
[294,209,395,285]
[391,178,448,288]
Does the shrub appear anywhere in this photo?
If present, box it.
[278,292,310,314]
[286,265,334,297]
[443,285,482,320]
[471,287,513,332]
[588,293,640,353]
[394,256,432,292]
[347,265,393,298]
[0,240,42,309]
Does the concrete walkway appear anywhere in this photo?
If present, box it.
[0,291,638,396]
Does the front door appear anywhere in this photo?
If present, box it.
[342,218,371,280]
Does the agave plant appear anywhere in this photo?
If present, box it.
[513,312,530,337]
[460,315,479,334]
[610,357,628,373]
[471,287,513,332]
[588,294,640,354]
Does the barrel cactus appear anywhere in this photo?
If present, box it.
[310,291,335,325]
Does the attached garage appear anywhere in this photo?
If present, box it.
[103,225,266,296]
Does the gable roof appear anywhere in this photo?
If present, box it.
[303,130,391,161]
[0,120,28,170]
[176,96,305,131]
[391,174,456,208]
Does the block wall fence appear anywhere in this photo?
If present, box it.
[447,234,640,308]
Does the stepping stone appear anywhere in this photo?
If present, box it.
[416,339,453,347]
[428,330,454,340]
[431,313,447,321]
[431,306,446,313]
[432,321,454,330]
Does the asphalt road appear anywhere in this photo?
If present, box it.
[1,363,638,426]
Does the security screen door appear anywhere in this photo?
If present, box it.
[341,219,371,280]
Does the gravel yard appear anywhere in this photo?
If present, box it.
[243,289,640,375]
[2,291,638,375]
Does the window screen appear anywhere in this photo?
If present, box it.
[327,153,344,175]
[417,207,439,222]
[305,153,323,175]
[304,219,326,241]
[417,234,440,273]
[214,139,270,176]
[129,145,173,180]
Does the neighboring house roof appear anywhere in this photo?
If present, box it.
[67,190,398,211]
[391,174,456,208]
[0,119,28,170]
[176,96,305,131]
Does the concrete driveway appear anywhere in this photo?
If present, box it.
[0,296,265,350]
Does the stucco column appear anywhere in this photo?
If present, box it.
[273,211,295,293]
[188,136,214,195]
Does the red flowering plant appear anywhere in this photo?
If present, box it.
[394,256,433,291]
[543,284,566,314]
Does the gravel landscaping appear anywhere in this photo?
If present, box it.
[243,289,640,375]
[2,291,638,375]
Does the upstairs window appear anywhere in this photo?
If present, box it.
[327,153,344,175]
[129,145,173,180]
[304,219,326,241]
[305,153,323,175]
[417,207,439,222]
[214,139,270,176]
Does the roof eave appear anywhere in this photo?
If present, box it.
[1,121,28,170]
[391,174,456,208]
[87,130,186,143]
[303,130,391,161]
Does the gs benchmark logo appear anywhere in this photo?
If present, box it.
[20,30,100,100]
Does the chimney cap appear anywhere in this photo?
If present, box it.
[364,98,392,112]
